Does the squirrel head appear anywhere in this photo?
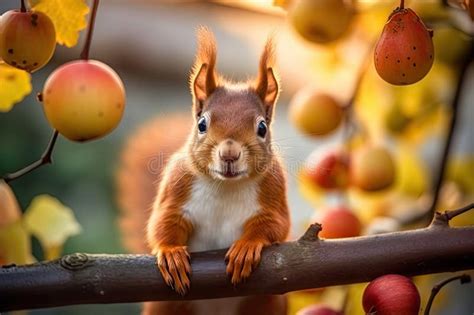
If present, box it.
[187,27,280,181]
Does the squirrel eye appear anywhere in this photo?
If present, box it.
[257,120,267,138]
[197,116,207,134]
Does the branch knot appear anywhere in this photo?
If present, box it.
[60,253,90,270]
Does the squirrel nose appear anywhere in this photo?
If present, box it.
[218,139,242,163]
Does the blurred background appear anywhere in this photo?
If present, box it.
[0,0,473,314]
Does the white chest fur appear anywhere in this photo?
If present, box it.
[183,177,260,252]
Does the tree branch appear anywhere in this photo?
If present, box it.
[1,130,59,183]
[424,40,474,223]
[1,221,473,311]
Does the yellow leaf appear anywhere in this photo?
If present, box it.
[29,0,90,47]
[23,195,81,255]
[0,220,34,265]
[0,62,32,112]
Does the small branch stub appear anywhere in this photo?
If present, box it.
[431,203,474,227]
[298,223,322,242]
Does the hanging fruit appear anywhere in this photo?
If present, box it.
[0,9,56,72]
[374,7,434,85]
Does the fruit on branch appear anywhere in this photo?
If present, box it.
[363,274,420,315]
[42,60,126,142]
[351,146,395,191]
[290,90,344,137]
[374,8,434,85]
[319,206,361,239]
[305,149,350,190]
[0,10,56,72]
[296,304,343,315]
[288,0,354,44]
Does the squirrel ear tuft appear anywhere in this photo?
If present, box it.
[190,26,218,116]
[254,36,280,122]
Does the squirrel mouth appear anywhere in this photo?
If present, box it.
[211,164,247,179]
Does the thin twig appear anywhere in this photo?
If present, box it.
[80,0,100,60]
[423,274,471,315]
[2,130,59,183]
[423,40,474,224]
[431,202,474,227]
[444,203,474,220]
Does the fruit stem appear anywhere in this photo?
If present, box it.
[341,40,374,143]
[1,130,59,183]
[80,0,100,60]
[423,274,471,315]
[20,0,26,12]
[399,0,404,9]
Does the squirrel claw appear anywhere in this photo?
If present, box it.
[225,239,266,285]
[155,246,192,295]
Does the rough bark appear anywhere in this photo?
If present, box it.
[1,214,473,312]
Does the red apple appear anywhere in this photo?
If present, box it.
[42,60,126,142]
[319,206,361,239]
[351,146,395,191]
[363,274,420,315]
[0,10,56,72]
[296,304,343,315]
[305,149,350,190]
[290,90,344,137]
[374,8,434,85]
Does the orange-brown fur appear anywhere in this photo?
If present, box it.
[119,26,290,315]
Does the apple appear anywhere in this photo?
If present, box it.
[305,149,350,190]
[297,304,343,315]
[374,8,434,85]
[319,206,361,239]
[0,10,56,72]
[289,0,354,44]
[0,180,21,227]
[363,274,420,315]
[351,146,395,191]
[290,89,344,137]
[42,60,126,142]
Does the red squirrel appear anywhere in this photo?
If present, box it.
[117,27,290,315]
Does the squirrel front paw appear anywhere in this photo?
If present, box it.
[154,245,191,296]
[225,239,267,285]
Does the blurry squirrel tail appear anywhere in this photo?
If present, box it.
[115,114,191,253]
